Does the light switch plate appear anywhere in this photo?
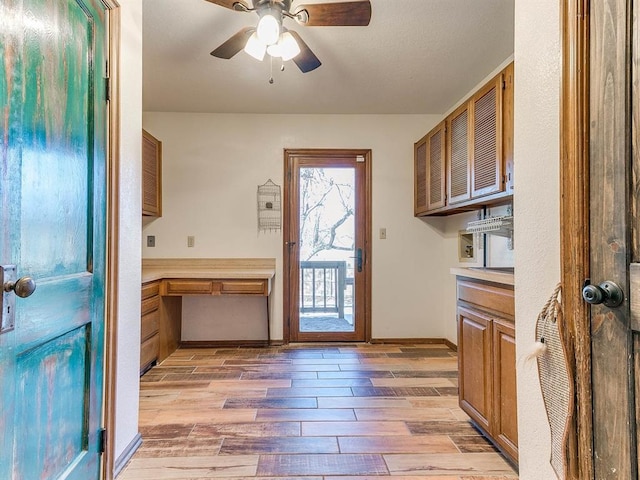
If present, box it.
[379,228,387,240]
[147,235,155,247]
[187,236,195,248]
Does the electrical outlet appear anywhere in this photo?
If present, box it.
[379,228,387,240]
[147,235,155,247]
[187,236,195,248]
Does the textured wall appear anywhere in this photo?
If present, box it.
[114,0,143,464]
[513,0,561,477]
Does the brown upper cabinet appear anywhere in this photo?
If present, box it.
[142,129,163,217]
[414,122,446,214]
[414,62,514,216]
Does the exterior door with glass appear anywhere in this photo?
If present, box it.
[284,149,371,342]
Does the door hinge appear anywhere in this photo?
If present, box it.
[502,78,507,90]
[105,77,111,102]
[98,428,106,454]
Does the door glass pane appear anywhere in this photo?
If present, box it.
[299,167,355,333]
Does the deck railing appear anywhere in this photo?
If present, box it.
[300,260,350,318]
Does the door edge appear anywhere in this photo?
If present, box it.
[560,1,592,478]
[103,1,121,479]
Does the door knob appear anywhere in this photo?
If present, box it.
[4,276,36,298]
[582,280,624,308]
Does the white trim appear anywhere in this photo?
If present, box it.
[113,433,141,477]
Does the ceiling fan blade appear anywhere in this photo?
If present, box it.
[294,1,371,26]
[211,27,255,59]
[288,30,321,73]
[204,0,249,11]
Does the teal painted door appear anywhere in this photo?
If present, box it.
[0,0,108,478]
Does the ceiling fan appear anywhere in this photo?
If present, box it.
[206,0,372,73]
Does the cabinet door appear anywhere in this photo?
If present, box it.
[142,129,163,216]
[492,317,518,462]
[427,122,446,210]
[457,306,493,432]
[471,74,503,198]
[140,281,161,375]
[414,134,429,215]
[447,103,472,204]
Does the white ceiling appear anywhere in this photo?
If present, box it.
[142,0,514,114]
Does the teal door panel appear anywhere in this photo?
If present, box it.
[0,0,107,478]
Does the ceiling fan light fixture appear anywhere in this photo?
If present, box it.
[256,13,280,46]
[244,32,266,60]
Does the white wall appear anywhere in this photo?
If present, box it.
[114,0,143,468]
[141,113,457,341]
[513,0,560,478]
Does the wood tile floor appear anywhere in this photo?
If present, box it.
[118,343,518,479]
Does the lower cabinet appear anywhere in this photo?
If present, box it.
[139,276,272,375]
[457,277,517,465]
[140,280,160,375]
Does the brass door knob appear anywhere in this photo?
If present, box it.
[4,276,37,298]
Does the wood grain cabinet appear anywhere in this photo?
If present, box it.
[140,280,161,374]
[456,276,517,464]
[414,122,446,215]
[142,129,162,217]
[415,62,514,216]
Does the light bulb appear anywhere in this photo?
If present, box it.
[279,32,300,61]
[244,32,266,61]
[267,32,300,61]
[257,14,280,46]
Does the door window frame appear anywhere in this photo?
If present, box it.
[282,149,372,344]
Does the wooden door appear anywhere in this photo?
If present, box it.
[587,1,638,478]
[414,134,429,215]
[492,317,517,462]
[142,129,162,217]
[457,306,492,433]
[283,149,371,342]
[447,103,472,204]
[427,122,446,211]
[0,0,108,478]
[471,75,503,198]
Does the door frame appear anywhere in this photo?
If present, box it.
[561,0,595,478]
[282,149,372,344]
[103,1,120,479]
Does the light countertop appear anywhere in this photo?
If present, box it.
[450,267,515,286]
[142,258,276,284]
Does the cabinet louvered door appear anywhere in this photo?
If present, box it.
[414,134,429,215]
[447,104,472,204]
[427,122,446,210]
[471,75,503,198]
[142,129,163,216]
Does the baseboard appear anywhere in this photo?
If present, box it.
[113,432,142,477]
[180,339,456,349]
[443,338,458,352]
[180,340,271,348]
[370,337,458,351]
